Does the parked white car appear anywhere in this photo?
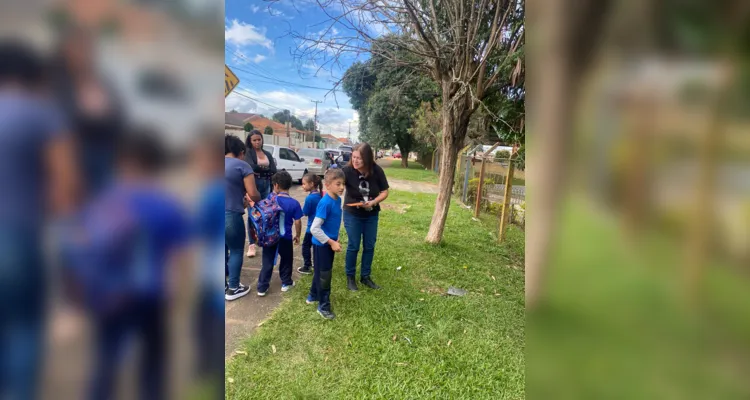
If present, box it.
[296,148,331,177]
[263,145,308,183]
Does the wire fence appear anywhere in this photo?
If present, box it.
[455,155,526,234]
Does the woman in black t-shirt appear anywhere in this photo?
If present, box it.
[342,143,389,291]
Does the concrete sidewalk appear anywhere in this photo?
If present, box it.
[225,184,310,358]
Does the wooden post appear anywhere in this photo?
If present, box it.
[499,146,518,243]
[474,158,487,217]
[462,156,471,204]
[474,143,500,218]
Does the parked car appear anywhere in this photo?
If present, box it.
[262,145,308,183]
[338,145,353,153]
[296,148,331,177]
[393,151,402,159]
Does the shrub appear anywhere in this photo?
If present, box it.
[495,150,511,162]
[467,177,496,206]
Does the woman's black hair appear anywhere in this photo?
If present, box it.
[353,142,375,177]
[272,170,293,191]
[303,173,323,193]
[245,129,264,150]
[0,40,45,89]
[225,134,246,157]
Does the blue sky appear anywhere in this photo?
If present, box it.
[224,0,363,139]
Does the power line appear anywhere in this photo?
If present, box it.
[230,88,348,137]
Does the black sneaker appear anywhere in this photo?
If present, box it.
[361,277,381,290]
[297,266,312,275]
[317,308,336,320]
[346,276,358,291]
[225,284,250,301]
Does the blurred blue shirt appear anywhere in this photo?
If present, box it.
[0,91,66,229]
[67,182,189,312]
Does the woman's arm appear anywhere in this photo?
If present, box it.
[366,190,389,208]
[244,174,261,202]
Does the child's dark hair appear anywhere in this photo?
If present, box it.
[324,168,345,184]
[117,127,167,172]
[303,173,322,193]
[225,134,246,157]
[272,170,293,191]
[0,40,45,89]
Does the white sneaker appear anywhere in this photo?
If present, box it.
[257,290,267,297]
[246,244,256,258]
[281,281,295,292]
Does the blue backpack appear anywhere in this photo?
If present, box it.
[249,193,285,247]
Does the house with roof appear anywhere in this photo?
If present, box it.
[225,112,316,148]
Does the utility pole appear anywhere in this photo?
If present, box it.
[311,100,321,143]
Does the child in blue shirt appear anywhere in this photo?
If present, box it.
[256,171,303,296]
[298,173,323,275]
[308,168,346,320]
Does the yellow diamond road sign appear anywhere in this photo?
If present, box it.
[225,65,240,97]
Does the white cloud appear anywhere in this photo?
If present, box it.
[225,20,273,50]
[251,5,260,13]
[252,54,267,64]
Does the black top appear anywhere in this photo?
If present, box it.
[343,164,389,217]
[244,148,277,180]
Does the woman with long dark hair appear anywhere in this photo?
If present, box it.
[225,135,260,300]
[243,130,277,257]
[342,143,389,291]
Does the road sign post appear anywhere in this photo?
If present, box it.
[225,65,240,97]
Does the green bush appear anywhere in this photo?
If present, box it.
[467,178,496,207]
[495,150,511,162]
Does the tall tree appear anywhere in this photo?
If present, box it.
[244,122,254,132]
[342,40,439,167]
[264,126,274,136]
[272,109,305,130]
[279,0,525,244]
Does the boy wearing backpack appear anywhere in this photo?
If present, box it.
[255,171,303,296]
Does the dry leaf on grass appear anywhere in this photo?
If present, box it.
[396,362,408,366]
[235,350,247,355]
[271,345,277,354]
[447,340,452,347]
[491,275,496,281]
[227,378,235,384]
[392,334,397,341]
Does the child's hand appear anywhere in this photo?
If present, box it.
[330,241,342,252]
[293,236,300,245]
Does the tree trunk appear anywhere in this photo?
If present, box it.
[425,91,472,244]
[401,157,409,168]
[397,140,411,168]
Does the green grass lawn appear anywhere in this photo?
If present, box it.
[383,160,526,187]
[382,160,440,184]
[226,190,526,399]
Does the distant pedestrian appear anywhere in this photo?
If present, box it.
[308,169,346,320]
[298,173,323,275]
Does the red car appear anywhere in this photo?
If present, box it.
[393,152,402,159]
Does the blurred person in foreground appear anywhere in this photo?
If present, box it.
[191,132,225,398]
[51,25,125,198]
[64,129,189,400]
[0,40,78,400]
